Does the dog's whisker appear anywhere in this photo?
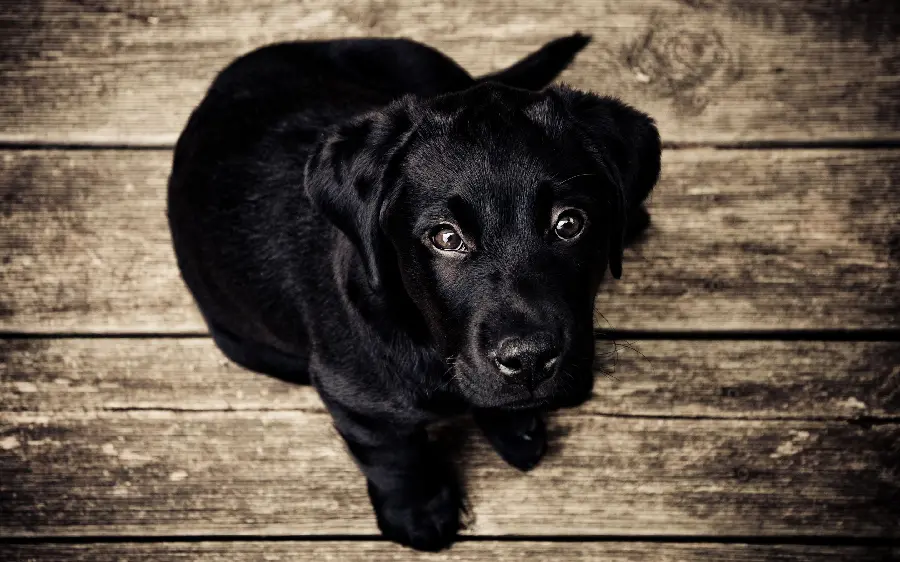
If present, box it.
[425,356,468,394]
[593,309,614,330]
[556,172,597,186]
[611,340,650,363]
[596,365,620,382]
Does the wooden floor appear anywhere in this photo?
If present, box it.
[1,1,899,560]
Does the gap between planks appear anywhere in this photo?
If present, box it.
[2,330,900,341]
[1,540,898,562]
[4,139,900,151]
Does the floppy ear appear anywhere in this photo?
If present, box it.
[551,85,661,279]
[304,99,416,291]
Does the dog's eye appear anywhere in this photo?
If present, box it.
[554,210,585,240]
[431,225,466,252]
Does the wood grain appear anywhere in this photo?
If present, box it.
[0,411,897,537]
[2,148,897,332]
[2,542,897,562]
[2,338,898,420]
[0,1,898,144]
[0,150,202,332]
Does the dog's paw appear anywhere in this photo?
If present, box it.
[368,478,461,551]
[475,410,547,471]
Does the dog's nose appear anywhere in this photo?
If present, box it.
[492,332,561,389]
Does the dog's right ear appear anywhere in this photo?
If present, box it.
[548,85,661,279]
[304,98,417,292]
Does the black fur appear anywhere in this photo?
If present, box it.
[168,34,660,551]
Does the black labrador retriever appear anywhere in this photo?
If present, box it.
[168,33,660,551]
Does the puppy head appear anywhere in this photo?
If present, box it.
[306,83,660,409]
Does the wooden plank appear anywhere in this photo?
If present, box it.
[0,411,897,537]
[2,338,898,420]
[2,149,897,332]
[2,542,897,562]
[0,1,898,144]
[0,150,203,332]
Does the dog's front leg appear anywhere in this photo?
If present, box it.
[327,402,461,551]
[474,408,547,471]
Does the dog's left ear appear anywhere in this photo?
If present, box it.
[304,98,417,291]
[550,85,661,279]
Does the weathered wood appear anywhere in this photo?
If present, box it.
[600,149,900,331]
[2,149,898,332]
[0,151,202,332]
[1,1,898,144]
[2,542,897,562]
[0,411,897,537]
[2,338,898,420]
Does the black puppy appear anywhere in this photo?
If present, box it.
[168,33,660,551]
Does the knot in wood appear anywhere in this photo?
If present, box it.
[625,18,743,116]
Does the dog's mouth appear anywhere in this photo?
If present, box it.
[449,354,592,410]
[454,376,551,410]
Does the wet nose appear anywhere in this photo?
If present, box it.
[492,332,561,389]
